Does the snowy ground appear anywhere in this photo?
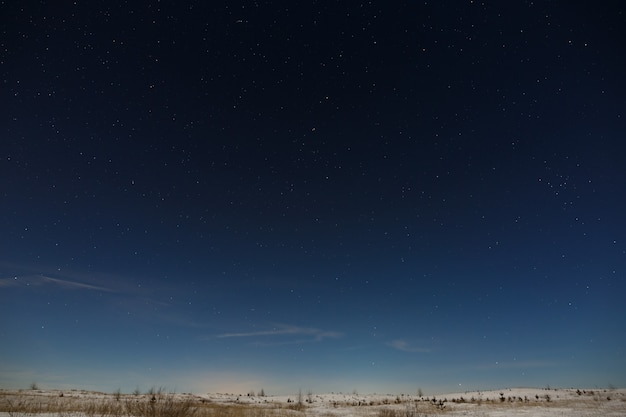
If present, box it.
[1,387,624,417]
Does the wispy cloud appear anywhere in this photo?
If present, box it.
[216,323,343,344]
[0,274,116,292]
[387,339,430,353]
[0,278,18,288]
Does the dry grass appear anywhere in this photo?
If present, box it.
[196,403,303,417]
[0,391,303,417]
[124,393,196,417]
[375,402,444,417]
[2,388,624,417]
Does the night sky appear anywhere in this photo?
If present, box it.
[1,1,625,395]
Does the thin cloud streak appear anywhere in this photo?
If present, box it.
[0,274,116,292]
[387,339,431,353]
[216,324,343,342]
[40,275,117,292]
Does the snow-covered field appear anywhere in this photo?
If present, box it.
[1,387,624,417]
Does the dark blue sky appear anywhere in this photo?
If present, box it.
[1,1,625,395]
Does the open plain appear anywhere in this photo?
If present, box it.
[2,387,624,417]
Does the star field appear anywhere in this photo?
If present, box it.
[1,1,625,394]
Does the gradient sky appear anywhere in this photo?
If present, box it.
[1,1,625,396]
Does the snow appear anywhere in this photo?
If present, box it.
[1,387,624,417]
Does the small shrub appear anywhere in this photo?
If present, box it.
[124,393,196,417]
[377,410,397,417]
[286,402,306,412]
